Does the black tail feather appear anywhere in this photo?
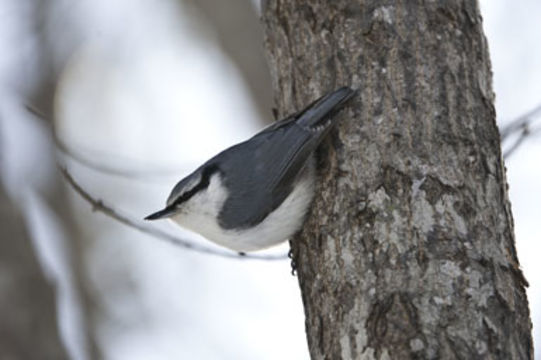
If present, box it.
[296,87,355,128]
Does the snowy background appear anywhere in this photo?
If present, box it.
[0,0,539,359]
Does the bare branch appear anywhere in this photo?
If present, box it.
[498,102,541,159]
[26,104,185,180]
[54,138,186,180]
[59,166,288,261]
[500,103,541,140]
[503,126,530,159]
[503,125,541,159]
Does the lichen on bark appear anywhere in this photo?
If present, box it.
[262,1,533,359]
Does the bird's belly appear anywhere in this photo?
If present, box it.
[173,173,315,252]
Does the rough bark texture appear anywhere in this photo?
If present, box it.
[262,1,533,359]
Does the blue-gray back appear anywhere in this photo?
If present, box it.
[216,87,355,229]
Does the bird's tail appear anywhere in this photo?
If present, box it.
[296,86,355,129]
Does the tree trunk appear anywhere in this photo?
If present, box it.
[20,2,101,358]
[181,0,274,125]
[262,1,533,359]
[0,186,68,360]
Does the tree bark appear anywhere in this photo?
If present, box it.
[262,1,533,359]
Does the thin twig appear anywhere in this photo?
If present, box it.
[500,103,541,140]
[503,125,541,159]
[54,137,188,180]
[59,166,288,261]
[498,102,541,159]
[503,126,529,159]
[26,103,187,180]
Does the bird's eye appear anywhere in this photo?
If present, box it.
[168,164,220,206]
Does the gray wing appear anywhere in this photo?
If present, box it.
[218,87,355,229]
[217,125,321,230]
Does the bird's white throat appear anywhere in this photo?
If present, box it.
[170,168,315,252]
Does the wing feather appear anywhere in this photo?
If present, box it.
[218,87,354,229]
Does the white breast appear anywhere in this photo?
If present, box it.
[170,164,315,252]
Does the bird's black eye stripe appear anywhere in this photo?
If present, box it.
[172,164,220,206]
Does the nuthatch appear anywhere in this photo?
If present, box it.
[146,87,355,252]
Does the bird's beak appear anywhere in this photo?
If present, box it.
[144,204,177,220]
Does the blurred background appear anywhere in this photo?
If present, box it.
[0,0,539,359]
